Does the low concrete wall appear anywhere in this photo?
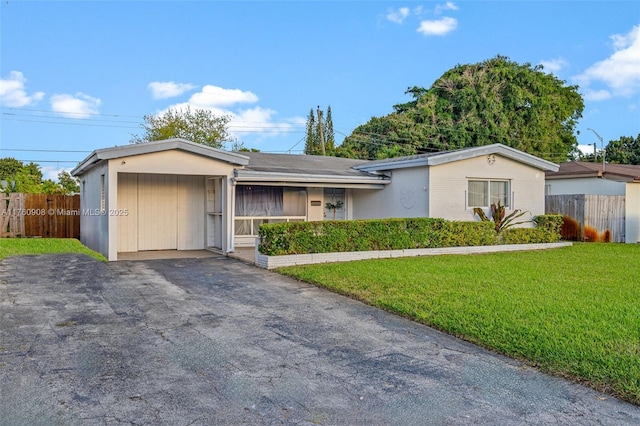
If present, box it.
[254,241,573,270]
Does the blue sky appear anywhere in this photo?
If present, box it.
[1,1,639,180]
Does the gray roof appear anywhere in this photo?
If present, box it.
[240,152,370,177]
[355,143,559,172]
[234,152,389,187]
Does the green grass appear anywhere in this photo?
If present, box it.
[0,238,107,261]
[279,243,640,405]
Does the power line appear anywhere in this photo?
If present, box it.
[2,116,307,133]
[0,148,92,153]
[1,106,141,119]
[2,117,139,129]
[6,160,80,163]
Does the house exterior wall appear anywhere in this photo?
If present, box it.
[351,168,428,219]
[428,155,545,223]
[351,155,545,224]
[108,150,236,176]
[546,177,626,196]
[79,161,110,258]
[626,183,640,244]
[307,187,325,221]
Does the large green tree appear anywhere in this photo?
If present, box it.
[340,56,584,162]
[604,134,640,165]
[304,106,335,155]
[130,106,235,148]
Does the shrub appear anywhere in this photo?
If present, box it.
[534,214,563,236]
[500,214,563,244]
[258,216,563,256]
[258,218,497,256]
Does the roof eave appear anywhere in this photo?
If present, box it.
[234,170,390,187]
[72,139,250,176]
[429,144,559,172]
[71,153,100,177]
[355,158,430,172]
[355,144,559,172]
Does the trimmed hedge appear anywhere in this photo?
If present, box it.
[258,215,563,256]
[533,214,564,237]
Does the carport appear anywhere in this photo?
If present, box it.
[71,139,249,261]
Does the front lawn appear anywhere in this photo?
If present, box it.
[0,238,106,261]
[279,243,640,405]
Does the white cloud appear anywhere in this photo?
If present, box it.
[188,85,259,107]
[574,25,640,99]
[539,57,568,74]
[41,166,74,182]
[50,93,101,118]
[157,83,309,144]
[0,71,45,107]
[386,7,410,24]
[434,2,458,15]
[231,106,303,136]
[163,102,302,142]
[417,17,457,36]
[148,81,196,99]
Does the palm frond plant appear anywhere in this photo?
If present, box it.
[474,201,530,233]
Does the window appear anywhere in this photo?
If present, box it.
[468,180,510,208]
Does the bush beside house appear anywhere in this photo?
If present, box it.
[258,215,563,256]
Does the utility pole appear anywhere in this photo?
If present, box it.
[587,128,605,173]
[317,106,326,156]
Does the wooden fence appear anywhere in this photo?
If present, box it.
[545,194,626,242]
[1,193,26,237]
[1,193,80,239]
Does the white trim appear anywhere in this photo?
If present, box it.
[355,144,559,173]
[233,170,390,187]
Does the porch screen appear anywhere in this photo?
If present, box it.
[235,186,307,217]
[235,186,306,236]
[235,186,284,216]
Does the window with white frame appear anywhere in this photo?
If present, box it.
[468,179,510,208]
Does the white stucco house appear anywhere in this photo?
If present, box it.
[72,139,558,260]
[545,161,640,243]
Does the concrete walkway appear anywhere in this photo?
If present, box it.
[1,254,638,425]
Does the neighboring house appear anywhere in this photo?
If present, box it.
[545,161,640,243]
[72,139,558,260]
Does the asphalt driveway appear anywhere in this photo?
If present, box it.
[1,254,639,425]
